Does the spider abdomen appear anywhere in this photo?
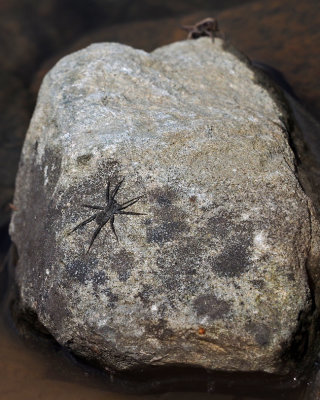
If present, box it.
[95,211,110,225]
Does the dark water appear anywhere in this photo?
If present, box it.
[1,0,320,399]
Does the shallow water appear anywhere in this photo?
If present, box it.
[1,0,320,399]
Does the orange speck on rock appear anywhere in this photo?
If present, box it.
[198,327,206,335]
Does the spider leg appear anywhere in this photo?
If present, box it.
[86,221,109,253]
[69,214,97,234]
[118,211,146,216]
[181,24,194,32]
[106,181,110,202]
[110,215,118,241]
[110,178,124,201]
[81,204,104,210]
[204,29,213,38]
[118,196,143,210]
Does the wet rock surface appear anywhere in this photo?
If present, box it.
[9,38,320,374]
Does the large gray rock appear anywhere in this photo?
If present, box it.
[9,38,320,374]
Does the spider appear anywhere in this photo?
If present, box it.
[181,17,219,40]
[69,179,145,253]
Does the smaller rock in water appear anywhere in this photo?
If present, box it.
[9,37,320,374]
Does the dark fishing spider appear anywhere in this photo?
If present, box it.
[69,179,144,253]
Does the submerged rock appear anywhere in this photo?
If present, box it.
[9,38,320,374]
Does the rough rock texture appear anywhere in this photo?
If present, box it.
[9,38,320,374]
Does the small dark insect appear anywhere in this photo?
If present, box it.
[69,179,145,253]
[181,17,219,40]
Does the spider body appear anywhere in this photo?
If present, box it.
[69,179,144,253]
[95,202,119,225]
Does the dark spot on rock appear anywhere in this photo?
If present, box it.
[34,140,38,153]
[287,273,295,282]
[156,239,204,297]
[109,249,135,282]
[65,259,91,284]
[207,214,232,238]
[157,195,172,205]
[155,204,185,221]
[137,285,153,303]
[102,288,119,307]
[246,322,271,346]
[148,186,177,206]
[43,147,62,190]
[251,279,265,289]
[147,221,189,245]
[210,231,252,277]
[147,186,189,245]
[158,240,201,276]
[44,288,71,330]
[145,319,174,340]
[101,95,108,107]
[193,294,231,321]
[92,270,107,288]
[109,292,119,304]
[189,195,197,203]
[77,154,92,165]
